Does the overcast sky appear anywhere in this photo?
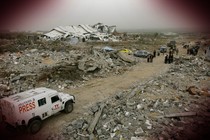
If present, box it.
[18,0,195,31]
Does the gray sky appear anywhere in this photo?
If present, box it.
[23,0,193,31]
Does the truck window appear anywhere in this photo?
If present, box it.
[38,98,46,107]
[51,95,59,103]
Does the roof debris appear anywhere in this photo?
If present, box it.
[42,23,118,42]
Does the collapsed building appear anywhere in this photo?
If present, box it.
[42,23,119,42]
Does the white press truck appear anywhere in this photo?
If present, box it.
[0,87,75,134]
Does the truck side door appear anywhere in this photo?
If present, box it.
[50,95,62,115]
[37,97,49,120]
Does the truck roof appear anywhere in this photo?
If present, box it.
[2,87,57,104]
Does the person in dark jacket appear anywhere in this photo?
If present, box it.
[147,55,150,62]
[187,48,190,54]
[150,55,153,62]
[153,50,156,58]
[157,51,160,56]
[164,54,168,64]
[170,54,174,63]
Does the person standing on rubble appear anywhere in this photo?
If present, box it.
[157,50,160,56]
[147,54,150,63]
[187,48,190,54]
[164,54,168,64]
[168,54,171,64]
[169,52,173,64]
[147,54,153,63]
[150,55,154,63]
[153,50,156,58]
[169,50,172,56]
[171,53,174,63]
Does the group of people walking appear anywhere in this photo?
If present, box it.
[164,50,174,64]
[146,48,178,64]
[147,50,157,63]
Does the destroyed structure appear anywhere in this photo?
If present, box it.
[1,32,210,140]
[42,23,118,42]
[51,55,210,140]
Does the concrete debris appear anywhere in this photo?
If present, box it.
[137,104,143,110]
[0,84,12,98]
[11,73,37,82]
[88,103,105,134]
[0,84,10,91]
[58,53,210,140]
[117,51,136,63]
[90,104,99,114]
[187,86,200,95]
[1,34,210,140]
[145,120,152,130]
[78,57,100,72]
[187,86,210,97]
[131,137,147,140]
[134,127,144,136]
[0,47,136,97]
[69,37,79,45]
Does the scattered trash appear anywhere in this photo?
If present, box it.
[102,46,115,52]
[120,49,133,55]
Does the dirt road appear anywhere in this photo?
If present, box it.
[1,54,171,140]
[33,54,171,139]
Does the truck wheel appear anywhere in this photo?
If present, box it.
[64,101,73,113]
[28,120,42,134]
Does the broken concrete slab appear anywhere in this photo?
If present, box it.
[117,51,136,63]
[78,58,100,72]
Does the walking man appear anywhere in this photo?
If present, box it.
[150,55,153,63]
[153,50,156,58]
[164,54,168,64]
[147,55,150,62]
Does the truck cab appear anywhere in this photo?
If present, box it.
[0,87,75,134]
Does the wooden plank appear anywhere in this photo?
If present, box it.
[165,112,197,118]
[88,103,105,134]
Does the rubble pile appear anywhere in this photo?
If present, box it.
[56,56,210,140]
[0,48,137,98]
